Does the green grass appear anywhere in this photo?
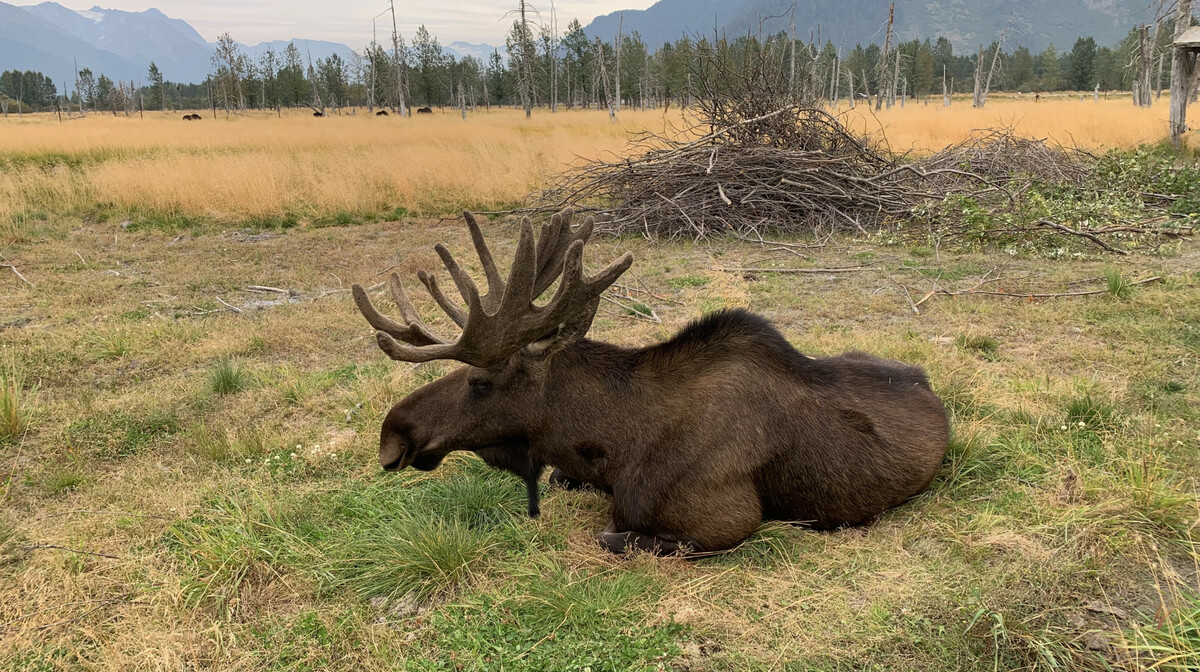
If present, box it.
[85,329,132,360]
[4,208,1200,671]
[1104,266,1132,300]
[0,367,33,444]
[955,334,1000,362]
[209,357,250,395]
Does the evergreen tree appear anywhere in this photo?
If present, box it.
[147,61,165,110]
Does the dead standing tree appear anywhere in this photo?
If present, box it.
[1169,0,1200,147]
[875,2,894,111]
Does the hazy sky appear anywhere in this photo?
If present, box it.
[53,1,657,46]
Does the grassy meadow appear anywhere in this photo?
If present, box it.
[1,98,1199,670]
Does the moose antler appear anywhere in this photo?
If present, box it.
[352,210,633,368]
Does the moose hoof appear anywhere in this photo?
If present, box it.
[596,530,696,556]
[549,467,587,491]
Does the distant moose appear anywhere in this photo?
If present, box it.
[416,106,433,114]
[376,109,389,116]
[182,114,201,121]
[352,210,950,555]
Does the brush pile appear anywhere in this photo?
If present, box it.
[920,127,1096,186]
[536,106,1087,238]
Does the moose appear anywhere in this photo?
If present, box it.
[376,109,389,116]
[352,210,949,555]
[416,106,433,114]
[182,113,201,121]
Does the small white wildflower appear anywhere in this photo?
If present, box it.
[296,444,302,450]
[289,452,296,458]
[330,453,337,459]
[245,458,252,463]
[1060,425,1068,431]
[1077,421,1086,428]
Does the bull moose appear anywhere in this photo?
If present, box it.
[352,210,949,554]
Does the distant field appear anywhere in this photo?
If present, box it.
[0,96,1183,241]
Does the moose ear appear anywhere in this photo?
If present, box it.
[524,298,600,358]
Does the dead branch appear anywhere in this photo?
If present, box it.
[215,296,244,314]
[1035,220,1130,255]
[717,265,876,274]
[1,263,35,289]
[22,544,121,560]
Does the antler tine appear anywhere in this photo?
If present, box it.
[463,211,506,310]
[433,243,486,318]
[495,219,539,318]
[532,209,595,298]
[352,275,447,348]
[544,240,634,323]
[417,270,468,328]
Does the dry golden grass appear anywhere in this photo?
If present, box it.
[842,93,1175,152]
[0,98,1183,235]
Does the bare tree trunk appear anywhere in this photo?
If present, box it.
[973,45,984,107]
[389,0,408,116]
[614,13,623,112]
[846,69,856,108]
[551,0,559,113]
[889,48,900,108]
[789,3,796,99]
[596,37,617,121]
[875,2,893,111]
[979,31,1006,108]
[943,65,951,106]
[1169,0,1196,148]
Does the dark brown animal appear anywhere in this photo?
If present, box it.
[352,210,949,555]
[376,109,389,116]
[313,111,324,117]
[416,106,433,114]
[183,114,200,121]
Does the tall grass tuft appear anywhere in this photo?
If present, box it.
[1104,266,1132,300]
[209,357,249,395]
[0,367,33,443]
[320,515,495,601]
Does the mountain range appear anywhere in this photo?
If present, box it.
[585,0,1159,54]
[0,2,499,89]
[1,0,1165,92]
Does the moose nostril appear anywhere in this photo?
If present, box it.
[381,455,404,471]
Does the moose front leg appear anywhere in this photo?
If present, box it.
[475,444,545,518]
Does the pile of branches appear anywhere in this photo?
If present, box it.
[536,106,1036,238]
[921,127,1096,186]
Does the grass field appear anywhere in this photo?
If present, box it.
[1,99,1199,670]
[1,96,1189,242]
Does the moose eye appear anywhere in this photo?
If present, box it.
[468,378,493,396]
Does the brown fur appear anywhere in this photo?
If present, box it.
[377,308,949,555]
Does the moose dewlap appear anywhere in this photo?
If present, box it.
[351,209,950,555]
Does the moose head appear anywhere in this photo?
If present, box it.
[352,210,630,515]
[352,211,949,554]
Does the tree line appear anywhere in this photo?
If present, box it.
[5,16,1193,115]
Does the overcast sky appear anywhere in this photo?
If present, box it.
[55,1,656,46]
